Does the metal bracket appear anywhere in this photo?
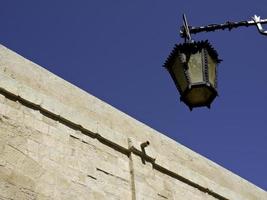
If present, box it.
[180,14,267,39]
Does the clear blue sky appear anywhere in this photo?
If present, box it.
[1,1,266,190]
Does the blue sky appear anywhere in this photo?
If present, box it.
[1,1,266,190]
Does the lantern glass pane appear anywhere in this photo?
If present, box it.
[207,54,216,87]
[172,58,188,92]
[185,87,213,106]
[187,52,204,83]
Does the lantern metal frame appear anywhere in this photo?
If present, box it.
[164,40,221,110]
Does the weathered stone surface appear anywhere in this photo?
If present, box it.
[0,44,266,200]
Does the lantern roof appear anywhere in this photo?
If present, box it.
[164,40,221,69]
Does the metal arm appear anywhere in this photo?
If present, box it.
[180,15,267,38]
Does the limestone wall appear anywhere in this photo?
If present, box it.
[0,44,266,200]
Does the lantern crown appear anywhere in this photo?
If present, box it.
[164,40,221,68]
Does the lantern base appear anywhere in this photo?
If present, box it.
[180,83,218,110]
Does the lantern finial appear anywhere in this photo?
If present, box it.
[182,14,192,43]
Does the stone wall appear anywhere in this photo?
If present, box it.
[0,44,266,200]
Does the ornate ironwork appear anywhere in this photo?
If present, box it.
[180,14,267,38]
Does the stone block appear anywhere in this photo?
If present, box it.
[2,144,26,167]
[0,74,19,96]
[97,124,128,150]
[40,97,62,117]
[18,85,43,106]
[20,156,44,179]
[34,119,49,134]
[0,102,7,116]
[0,180,17,200]
[0,94,5,103]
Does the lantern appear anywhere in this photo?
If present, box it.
[164,40,221,110]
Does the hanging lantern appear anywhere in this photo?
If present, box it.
[164,40,221,110]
